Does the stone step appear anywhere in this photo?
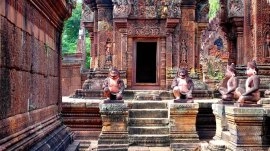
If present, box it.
[129,135,170,147]
[128,126,169,135]
[66,140,80,151]
[97,144,129,151]
[129,109,168,118]
[129,118,169,126]
[130,101,167,109]
[221,131,231,142]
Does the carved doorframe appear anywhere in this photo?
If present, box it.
[132,38,160,87]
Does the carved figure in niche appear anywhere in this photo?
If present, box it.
[105,38,112,68]
[160,0,168,18]
[180,40,188,63]
[263,32,270,58]
[235,60,260,105]
[171,68,194,103]
[102,67,125,101]
[218,63,238,102]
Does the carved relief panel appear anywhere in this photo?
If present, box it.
[227,0,244,17]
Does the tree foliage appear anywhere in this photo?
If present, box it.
[208,0,220,21]
[62,3,82,54]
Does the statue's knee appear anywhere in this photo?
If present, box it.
[173,87,179,93]
[104,87,110,93]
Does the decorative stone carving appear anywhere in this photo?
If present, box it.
[82,5,94,22]
[180,40,188,63]
[196,1,209,23]
[112,0,132,18]
[127,20,166,37]
[228,0,244,17]
[167,0,181,18]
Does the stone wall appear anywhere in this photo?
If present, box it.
[61,53,83,96]
[0,0,73,150]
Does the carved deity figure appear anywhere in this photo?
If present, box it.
[171,68,194,102]
[102,68,125,101]
[104,38,112,68]
[263,33,270,58]
[235,60,260,105]
[180,40,188,63]
[218,63,238,102]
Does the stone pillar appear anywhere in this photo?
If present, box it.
[160,37,166,89]
[225,106,267,150]
[212,103,229,140]
[170,103,200,150]
[166,29,173,70]
[119,28,128,70]
[96,2,113,69]
[97,102,129,151]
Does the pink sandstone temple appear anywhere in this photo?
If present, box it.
[1,0,270,151]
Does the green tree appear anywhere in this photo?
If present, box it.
[85,31,91,68]
[62,3,82,54]
[208,0,220,21]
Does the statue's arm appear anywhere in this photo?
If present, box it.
[243,76,260,96]
[102,78,109,89]
[187,78,194,94]
[226,77,238,94]
[171,77,178,89]
[118,79,125,93]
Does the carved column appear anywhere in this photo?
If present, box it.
[127,37,133,88]
[119,28,128,70]
[225,106,267,150]
[160,37,166,89]
[94,10,99,68]
[89,32,95,68]
[96,2,113,69]
[170,103,200,150]
[97,103,129,150]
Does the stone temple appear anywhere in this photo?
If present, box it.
[1,0,270,151]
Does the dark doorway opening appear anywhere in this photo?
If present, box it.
[136,42,157,83]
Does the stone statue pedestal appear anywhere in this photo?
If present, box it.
[212,102,232,140]
[169,103,200,150]
[97,102,129,151]
[225,106,268,150]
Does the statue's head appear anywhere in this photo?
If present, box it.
[109,67,120,79]
[226,63,236,77]
[177,68,188,79]
[246,60,258,76]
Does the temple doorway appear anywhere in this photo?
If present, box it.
[135,42,157,84]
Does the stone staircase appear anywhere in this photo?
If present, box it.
[128,101,170,147]
[61,102,102,151]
